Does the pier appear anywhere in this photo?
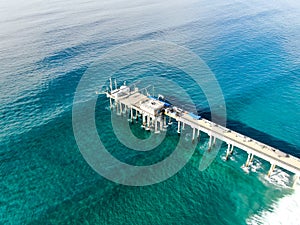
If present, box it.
[104,80,300,188]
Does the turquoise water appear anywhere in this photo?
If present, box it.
[1,0,300,224]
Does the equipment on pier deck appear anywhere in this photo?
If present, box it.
[188,112,201,120]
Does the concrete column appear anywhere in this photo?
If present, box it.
[293,175,299,189]
[116,101,119,114]
[177,121,181,134]
[168,116,172,125]
[213,136,216,146]
[130,107,133,123]
[119,102,122,114]
[154,119,159,133]
[142,114,146,127]
[225,144,231,161]
[230,145,234,155]
[192,127,195,142]
[250,154,254,163]
[268,163,276,177]
[136,110,138,121]
[245,153,253,167]
[208,135,213,148]
[158,117,163,131]
[182,123,185,130]
[109,98,112,108]
[147,115,150,128]
[197,129,200,141]
[163,116,167,128]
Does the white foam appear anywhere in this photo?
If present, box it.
[247,178,300,225]
[240,159,263,174]
[249,159,263,173]
[267,169,291,188]
[241,164,250,174]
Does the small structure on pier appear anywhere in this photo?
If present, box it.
[140,98,165,117]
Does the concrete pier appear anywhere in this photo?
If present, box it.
[105,83,300,188]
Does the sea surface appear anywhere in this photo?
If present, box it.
[1,0,300,224]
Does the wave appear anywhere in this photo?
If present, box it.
[247,176,300,225]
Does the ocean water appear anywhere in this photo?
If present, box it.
[1,0,300,224]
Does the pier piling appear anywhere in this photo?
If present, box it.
[225,144,231,161]
[177,121,181,134]
[192,128,195,142]
[208,135,213,148]
[268,163,276,177]
[197,129,200,141]
[154,119,159,133]
[230,145,234,155]
[293,175,299,188]
[245,153,254,167]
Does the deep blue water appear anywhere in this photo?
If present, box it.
[1,0,300,224]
